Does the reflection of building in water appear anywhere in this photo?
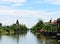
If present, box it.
[45,39,57,44]
[36,35,57,44]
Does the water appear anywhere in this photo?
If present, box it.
[0,31,58,44]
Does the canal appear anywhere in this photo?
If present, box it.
[0,30,59,44]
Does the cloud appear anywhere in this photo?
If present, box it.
[0,6,60,28]
[2,0,26,2]
[36,0,60,5]
[46,0,60,5]
[0,6,60,20]
[0,0,26,6]
[12,3,23,6]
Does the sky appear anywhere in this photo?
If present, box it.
[0,0,60,28]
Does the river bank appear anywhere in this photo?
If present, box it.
[0,30,58,44]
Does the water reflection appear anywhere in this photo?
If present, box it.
[0,35,2,42]
[11,32,27,44]
[0,31,27,44]
[36,35,46,44]
[37,35,57,44]
[32,33,58,44]
[0,31,59,44]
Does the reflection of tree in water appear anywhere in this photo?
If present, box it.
[0,35,2,41]
[16,32,27,44]
[10,31,27,44]
[36,34,46,44]
[36,34,57,44]
[58,42,60,44]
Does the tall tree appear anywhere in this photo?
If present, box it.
[16,20,19,25]
[57,18,60,32]
[57,18,60,23]
[50,18,52,23]
[31,20,44,31]
[0,23,2,27]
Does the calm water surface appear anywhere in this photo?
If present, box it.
[0,31,58,44]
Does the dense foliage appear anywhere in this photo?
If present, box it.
[0,18,60,34]
[0,20,28,34]
[31,18,58,33]
[31,20,44,32]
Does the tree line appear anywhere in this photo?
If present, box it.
[31,18,60,33]
[0,18,60,35]
[0,20,28,35]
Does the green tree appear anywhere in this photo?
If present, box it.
[57,18,60,32]
[31,20,44,32]
[16,20,19,25]
[43,24,51,32]
[0,23,2,27]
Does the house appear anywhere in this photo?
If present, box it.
[51,20,57,25]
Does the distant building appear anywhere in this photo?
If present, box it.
[39,29,44,32]
[51,20,57,25]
